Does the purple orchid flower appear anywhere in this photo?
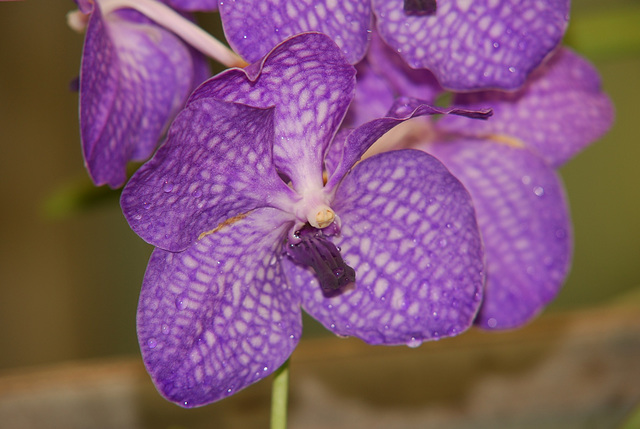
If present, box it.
[218,0,569,91]
[74,0,241,188]
[121,33,491,406]
[357,39,614,329]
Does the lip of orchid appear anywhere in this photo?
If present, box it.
[73,0,247,68]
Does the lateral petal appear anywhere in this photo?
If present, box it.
[288,150,484,345]
[121,100,293,252]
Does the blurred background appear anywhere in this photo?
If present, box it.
[0,0,639,427]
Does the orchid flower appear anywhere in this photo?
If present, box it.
[120,33,491,406]
[357,37,614,329]
[218,0,569,90]
[71,0,244,188]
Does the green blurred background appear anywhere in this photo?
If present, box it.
[0,0,638,371]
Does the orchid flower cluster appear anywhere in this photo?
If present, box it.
[71,0,613,408]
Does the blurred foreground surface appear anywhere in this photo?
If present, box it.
[1,300,639,429]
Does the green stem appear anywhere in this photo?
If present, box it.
[270,358,290,429]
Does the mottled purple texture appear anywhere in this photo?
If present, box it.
[373,0,570,90]
[219,0,372,64]
[120,101,293,252]
[124,33,487,406]
[137,209,299,407]
[360,46,613,328]
[79,2,209,187]
[188,32,356,191]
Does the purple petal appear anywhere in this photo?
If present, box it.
[373,0,570,90]
[80,5,208,187]
[326,100,492,192]
[121,100,294,252]
[190,33,356,191]
[163,0,218,11]
[438,48,615,167]
[286,150,484,345]
[427,140,572,329]
[342,60,396,129]
[219,0,372,64]
[367,31,442,103]
[137,208,300,407]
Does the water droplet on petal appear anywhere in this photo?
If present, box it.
[508,66,517,73]
[407,337,422,348]
[175,294,187,310]
[133,214,142,220]
[533,186,545,197]
[163,181,174,192]
[147,338,157,349]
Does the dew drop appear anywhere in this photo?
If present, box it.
[487,317,498,328]
[161,324,170,334]
[183,401,189,406]
[143,201,151,210]
[533,186,545,197]
[508,66,517,73]
[492,41,500,49]
[407,337,422,348]
[263,366,268,372]
[175,294,187,310]
[147,338,157,349]
[521,175,531,185]
[193,189,202,198]
[162,181,174,192]
[133,214,142,220]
